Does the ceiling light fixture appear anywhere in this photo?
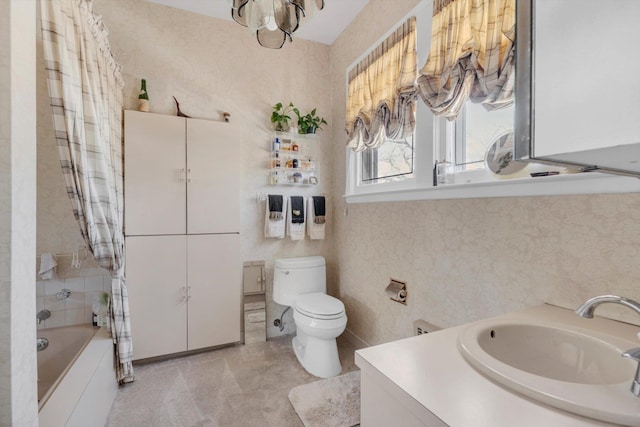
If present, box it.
[230,0,325,49]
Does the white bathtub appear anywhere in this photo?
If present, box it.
[38,325,118,427]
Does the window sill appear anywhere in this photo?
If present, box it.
[344,171,640,204]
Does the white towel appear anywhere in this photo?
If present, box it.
[287,197,306,241]
[264,196,288,239]
[307,197,325,240]
[38,253,57,280]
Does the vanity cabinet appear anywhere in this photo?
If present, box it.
[515,0,640,175]
[124,110,242,360]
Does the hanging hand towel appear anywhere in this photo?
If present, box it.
[38,253,57,280]
[268,194,284,220]
[313,196,326,224]
[307,196,326,240]
[265,195,287,239]
[287,196,305,241]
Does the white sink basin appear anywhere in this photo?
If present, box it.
[458,319,640,426]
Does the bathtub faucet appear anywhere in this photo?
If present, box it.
[37,309,51,325]
[576,295,640,397]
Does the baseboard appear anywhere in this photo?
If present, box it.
[342,328,369,350]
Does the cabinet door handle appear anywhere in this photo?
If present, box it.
[186,285,192,300]
[187,168,191,183]
[179,168,186,183]
[180,285,187,302]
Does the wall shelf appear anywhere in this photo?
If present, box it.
[269,133,319,186]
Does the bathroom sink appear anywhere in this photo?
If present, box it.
[458,320,640,426]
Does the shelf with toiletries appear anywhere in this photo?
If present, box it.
[269,133,319,186]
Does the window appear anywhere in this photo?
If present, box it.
[345,7,426,196]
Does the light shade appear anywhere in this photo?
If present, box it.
[230,0,324,49]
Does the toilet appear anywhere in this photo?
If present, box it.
[273,256,347,378]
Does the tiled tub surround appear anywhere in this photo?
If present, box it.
[36,256,111,329]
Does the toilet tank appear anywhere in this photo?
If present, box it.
[273,256,326,307]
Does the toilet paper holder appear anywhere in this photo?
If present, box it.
[385,279,407,305]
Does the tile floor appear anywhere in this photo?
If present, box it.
[106,336,358,427]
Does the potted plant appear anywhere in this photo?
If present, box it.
[294,107,328,134]
[271,101,295,132]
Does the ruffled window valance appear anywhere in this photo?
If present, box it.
[346,17,417,152]
[416,0,515,120]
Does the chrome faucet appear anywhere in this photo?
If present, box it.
[36,309,51,325]
[576,295,640,397]
[576,295,640,318]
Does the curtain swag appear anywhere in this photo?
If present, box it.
[416,0,516,120]
[346,17,418,152]
[40,0,134,384]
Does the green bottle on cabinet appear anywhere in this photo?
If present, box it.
[138,79,149,112]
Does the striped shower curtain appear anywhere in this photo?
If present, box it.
[40,0,134,383]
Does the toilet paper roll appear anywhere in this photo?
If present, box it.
[385,280,407,304]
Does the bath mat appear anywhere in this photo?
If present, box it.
[288,370,360,427]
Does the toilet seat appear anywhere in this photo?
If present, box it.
[295,293,345,320]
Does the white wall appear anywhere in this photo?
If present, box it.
[329,0,640,346]
[0,0,38,425]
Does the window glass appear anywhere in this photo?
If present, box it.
[455,103,515,168]
[362,136,414,182]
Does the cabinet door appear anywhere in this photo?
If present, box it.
[126,235,187,360]
[124,111,186,235]
[186,119,240,234]
[528,0,640,170]
[187,234,241,350]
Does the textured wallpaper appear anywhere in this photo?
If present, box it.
[330,0,640,346]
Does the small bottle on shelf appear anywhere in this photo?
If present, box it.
[273,138,280,151]
[138,79,149,112]
[292,142,299,152]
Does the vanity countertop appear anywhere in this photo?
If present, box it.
[355,304,640,427]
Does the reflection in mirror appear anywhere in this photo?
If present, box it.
[243,261,266,344]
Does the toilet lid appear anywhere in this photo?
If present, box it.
[295,293,345,319]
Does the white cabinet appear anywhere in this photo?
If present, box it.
[124,113,186,235]
[186,234,241,350]
[186,118,240,234]
[515,0,640,175]
[124,110,239,235]
[125,236,187,359]
[126,235,241,360]
[124,110,242,361]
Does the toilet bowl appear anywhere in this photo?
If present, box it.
[273,256,347,378]
[292,292,347,378]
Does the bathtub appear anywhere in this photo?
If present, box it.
[37,325,96,404]
[38,325,118,427]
